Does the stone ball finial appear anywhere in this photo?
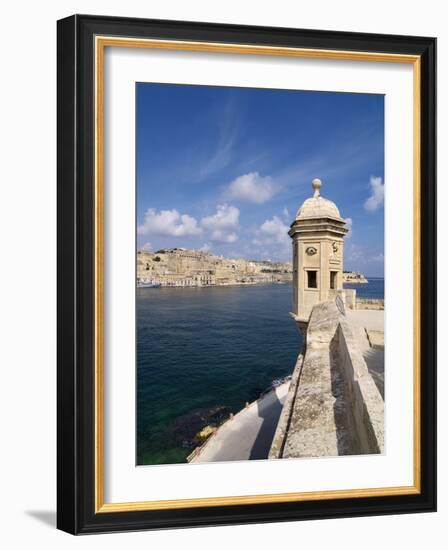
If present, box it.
[312,178,322,197]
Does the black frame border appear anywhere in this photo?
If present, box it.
[57,14,436,534]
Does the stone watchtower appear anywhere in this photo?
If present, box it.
[289,178,348,322]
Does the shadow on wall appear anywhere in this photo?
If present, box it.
[330,333,361,455]
[249,390,283,460]
[330,327,382,456]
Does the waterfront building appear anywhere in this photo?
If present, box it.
[136,247,292,287]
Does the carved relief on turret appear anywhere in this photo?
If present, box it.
[329,240,341,266]
[303,242,320,267]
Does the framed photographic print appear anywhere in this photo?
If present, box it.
[57,14,436,534]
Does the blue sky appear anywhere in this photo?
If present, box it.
[136,83,384,277]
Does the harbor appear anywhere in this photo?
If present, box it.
[137,247,292,288]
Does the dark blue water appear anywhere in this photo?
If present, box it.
[137,283,301,465]
[343,277,384,300]
[137,278,384,465]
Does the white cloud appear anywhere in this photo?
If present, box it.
[226,172,278,204]
[141,242,153,251]
[344,217,353,238]
[201,204,240,243]
[251,215,291,262]
[209,231,238,243]
[260,216,289,242]
[199,243,212,253]
[364,176,384,212]
[137,208,202,237]
[253,215,290,247]
[283,207,290,220]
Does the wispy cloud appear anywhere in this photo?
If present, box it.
[274,140,384,204]
[226,172,279,204]
[364,176,384,212]
[199,100,239,180]
[199,133,236,180]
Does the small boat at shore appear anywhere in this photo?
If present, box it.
[137,281,162,288]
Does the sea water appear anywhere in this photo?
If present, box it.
[137,279,384,465]
[343,277,384,300]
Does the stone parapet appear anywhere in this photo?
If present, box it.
[269,354,303,459]
[356,298,384,310]
[335,316,384,454]
[270,300,384,459]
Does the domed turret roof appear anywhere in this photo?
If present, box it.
[295,179,342,220]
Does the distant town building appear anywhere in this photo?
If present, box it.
[288,178,349,321]
[136,247,292,288]
[343,271,368,284]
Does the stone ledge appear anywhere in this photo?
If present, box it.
[270,300,384,459]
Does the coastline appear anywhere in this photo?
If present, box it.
[188,379,291,463]
[137,279,290,289]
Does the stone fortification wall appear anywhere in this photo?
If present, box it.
[269,300,384,459]
[335,319,384,454]
[356,298,384,310]
[268,354,303,459]
[327,288,357,310]
[137,248,292,287]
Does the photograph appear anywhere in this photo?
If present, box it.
[135,83,385,466]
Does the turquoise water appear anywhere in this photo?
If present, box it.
[137,279,384,465]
